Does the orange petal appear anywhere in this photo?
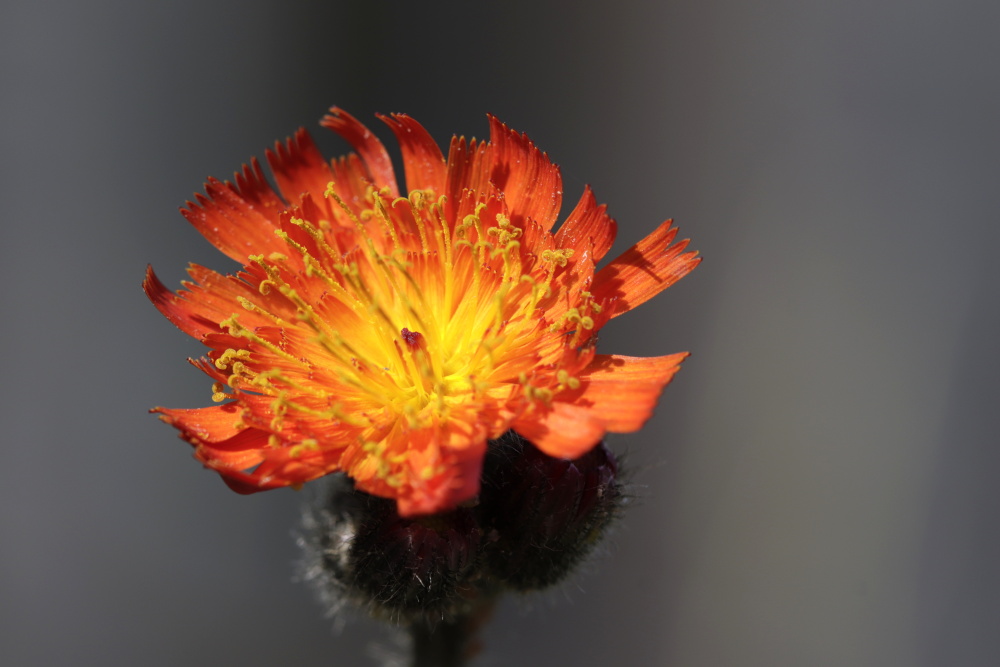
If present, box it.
[554,186,618,261]
[181,177,285,263]
[188,356,228,384]
[396,443,484,517]
[592,219,701,318]
[203,433,344,494]
[513,402,606,459]
[249,446,342,487]
[143,264,282,340]
[379,113,447,194]
[195,430,269,470]
[487,115,563,231]
[347,422,487,517]
[154,403,244,443]
[217,468,289,494]
[321,107,399,197]
[573,353,689,431]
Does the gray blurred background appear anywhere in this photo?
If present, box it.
[3,0,999,665]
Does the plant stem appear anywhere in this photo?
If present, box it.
[410,618,467,667]
[409,599,496,667]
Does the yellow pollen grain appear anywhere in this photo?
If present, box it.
[276,391,369,428]
[210,381,232,402]
[487,213,523,255]
[274,229,311,258]
[393,195,431,252]
[541,248,574,267]
[431,198,453,270]
[214,348,251,371]
[490,240,522,282]
[278,242,357,311]
[408,189,426,208]
[289,439,319,458]
[327,189,380,258]
[290,216,346,268]
[556,370,581,391]
[520,381,554,404]
[236,296,287,326]
[222,315,299,364]
[361,439,394,480]
[371,193,402,251]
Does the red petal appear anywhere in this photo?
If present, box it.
[379,113,447,194]
[554,186,617,261]
[572,353,689,431]
[265,128,335,209]
[230,157,286,224]
[444,135,491,221]
[592,220,701,318]
[218,469,288,494]
[143,265,209,338]
[321,107,399,197]
[512,402,606,459]
[487,115,563,231]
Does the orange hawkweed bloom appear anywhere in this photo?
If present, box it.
[146,108,700,516]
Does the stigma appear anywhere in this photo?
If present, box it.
[401,328,425,350]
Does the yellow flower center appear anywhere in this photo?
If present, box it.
[211,182,593,443]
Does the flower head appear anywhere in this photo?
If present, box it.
[146,108,699,516]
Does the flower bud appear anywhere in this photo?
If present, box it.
[299,431,624,624]
[478,431,622,591]
[300,476,486,623]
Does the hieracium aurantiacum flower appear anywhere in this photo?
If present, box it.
[146,108,699,516]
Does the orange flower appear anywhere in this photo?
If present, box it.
[146,108,699,516]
